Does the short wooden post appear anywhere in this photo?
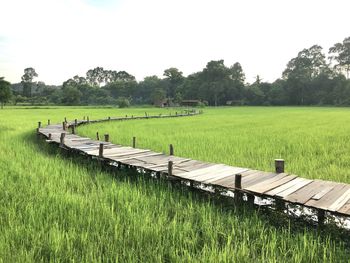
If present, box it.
[275,159,284,173]
[38,121,41,128]
[169,144,174,156]
[60,133,65,145]
[64,117,67,123]
[125,115,127,118]
[317,209,325,226]
[133,137,136,148]
[104,134,109,142]
[108,116,111,121]
[75,119,78,126]
[234,173,242,203]
[131,115,134,118]
[48,119,50,125]
[62,122,66,131]
[99,143,104,157]
[72,125,76,135]
[96,132,100,140]
[168,161,173,177]
[48,133,52,140]
[87,116,90,123]
[176,112,177,116]
[83,116,86,120]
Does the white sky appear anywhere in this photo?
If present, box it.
[0,0,349,85]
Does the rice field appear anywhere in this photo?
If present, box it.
[1,106,350,262]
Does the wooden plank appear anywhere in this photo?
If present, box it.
[337,201,350,215]
[204,168,248,183]
[311,185,336,200]
[306,184,350,211]
[283,180,328,204]
[246,173,296,194]
[265,178,305,196]
[276,179,313,198]
[242,172,277,188]
[189,166,240,182]
[175,164,226,179]
[116,152,163,162]
[328,188,350,212]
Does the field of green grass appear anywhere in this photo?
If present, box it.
[1,106,350,262]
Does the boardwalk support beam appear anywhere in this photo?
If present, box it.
[168,161,173,177]
[99,143,104,158]
[234,173,243,203]
[60,133,65,146]
[317,209,325,226]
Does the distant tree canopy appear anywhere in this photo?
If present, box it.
[0,77,12,109]
[8,36,350,107]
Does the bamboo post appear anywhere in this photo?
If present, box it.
[234,173,242,203]
[104,134,109,142]
[60,133,65,146]
[38,121,41,128]
[133,137,136,148]
[169,144,174,156]
[168,161,173,177]
[99,143,104,158]
[96,132,100,140]
[275,159,285,173]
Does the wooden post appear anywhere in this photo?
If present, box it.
[72,125,76,135]
[131,115,134,118]
[125,115,127,118]
[169,144,174,156]
[133,137,136,148]
[60,133,65,145]
[317,209,325,226]
[108,116,111,121]
[234,173,242,203]
[87,116,90,123]
[64,117,67,123]
[75,119,77,126]
[48,119,50,125]
[83,116,86,120]
[275,159,284,173]
[99,143,104,157]
[104,134,109,142]
[168,161,173,177]
[62,122,66,131]
[96,132,100,140]
[38,121,41,128]
[48,133,52,140]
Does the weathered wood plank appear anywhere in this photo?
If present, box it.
[246,173,296,194]
[276,178,313,198]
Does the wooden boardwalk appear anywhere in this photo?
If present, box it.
[37,112,350,223]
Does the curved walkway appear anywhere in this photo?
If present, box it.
[37,111,350,224]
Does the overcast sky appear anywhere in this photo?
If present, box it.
[0,0,349,85]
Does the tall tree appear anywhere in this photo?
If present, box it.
[163,67,184,100]
[0,77,12,109]
[329,36,350,78]
[21,67,38,97]
[282,45,329,104]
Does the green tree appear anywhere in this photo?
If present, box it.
[21,67,38,97]
[163,67,184,100]
[0,77,12,109]
[329,36,350,78]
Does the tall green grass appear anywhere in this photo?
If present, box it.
[0,106,349,262]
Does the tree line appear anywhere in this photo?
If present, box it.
[1,36,349,108]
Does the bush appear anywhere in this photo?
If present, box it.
[116,97,130,108]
